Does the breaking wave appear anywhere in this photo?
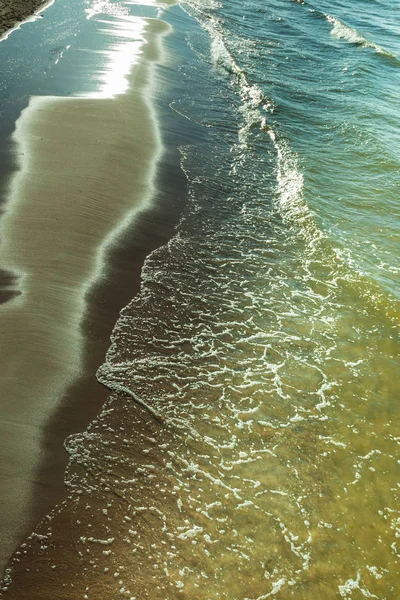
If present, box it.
[326,14,398,61]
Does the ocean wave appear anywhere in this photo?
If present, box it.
[269,128,400,324]
[326,14,398,61]
[212,35,273,148]
[182,2,274,151]
[209,30,274,151]
[183,0,400,324]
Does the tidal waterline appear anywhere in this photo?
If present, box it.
[0,10,171,576]
[2,0,400,598]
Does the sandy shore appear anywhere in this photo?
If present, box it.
[0,16,171,583]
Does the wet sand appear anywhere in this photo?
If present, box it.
[0,17,171,579]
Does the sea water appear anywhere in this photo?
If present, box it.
[88,0,399,597]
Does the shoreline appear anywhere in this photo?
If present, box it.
[0,0,55,41]
[0,15,173,582]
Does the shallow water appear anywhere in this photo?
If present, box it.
[94,1,400,596]
[1,0,399,598]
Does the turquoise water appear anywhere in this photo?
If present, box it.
[185,0,400,300]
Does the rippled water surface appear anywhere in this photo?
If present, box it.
[88,0,400,597]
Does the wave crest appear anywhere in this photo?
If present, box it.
[326,15,397,61]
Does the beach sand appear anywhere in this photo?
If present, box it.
[0,16,171,582]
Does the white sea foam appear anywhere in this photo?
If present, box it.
[338,571,379,598]
[183,1,274,153]
[86,0,129,20]
[326,15,394,58]
[269,132,325,251]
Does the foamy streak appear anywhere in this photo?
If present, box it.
[183,1,314,239]
[326,14,395,58]
[182,1,274,153]
[86,0,130,20]
[0,14,169,580]
[268,131,325,251]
